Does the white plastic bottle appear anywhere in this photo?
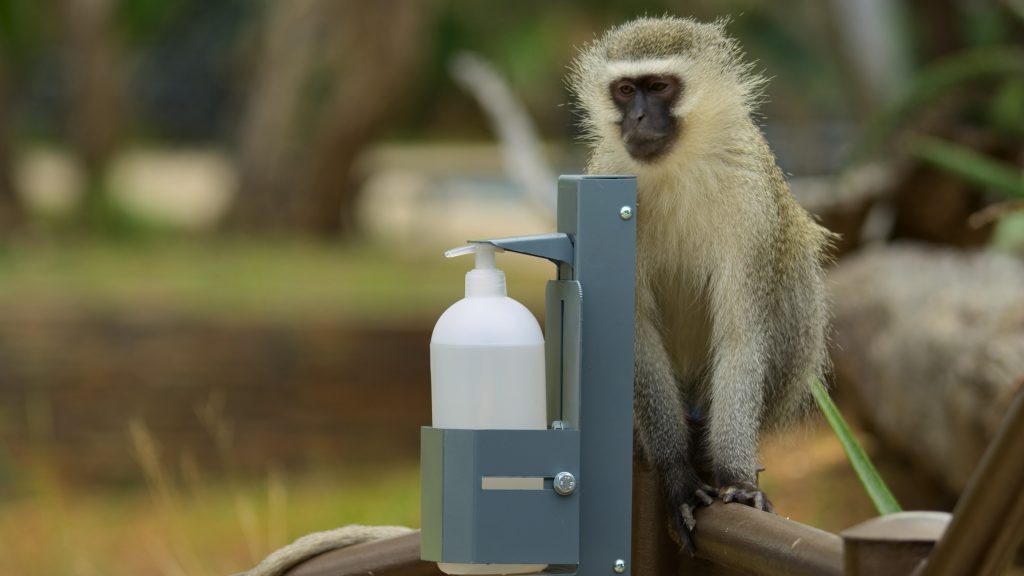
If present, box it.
[430,242,547,576]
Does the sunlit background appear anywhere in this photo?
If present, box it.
[1,1,1022,574]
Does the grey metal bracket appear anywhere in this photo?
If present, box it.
[545,280,582,427]
[470,232,574,268]
[420,427,581,565]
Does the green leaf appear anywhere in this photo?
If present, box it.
[848,46,1024,165]
[810,377,902,515]
[909,135,1024,199]
[992,211,1024,254]
[990,79,1024,137]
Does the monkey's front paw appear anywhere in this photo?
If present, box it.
[668,485,717,555]
[719,481,774,513]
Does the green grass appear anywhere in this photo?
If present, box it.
[0,238,551,323]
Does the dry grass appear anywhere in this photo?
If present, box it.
[0,419,420,576]
[0,239,550,575]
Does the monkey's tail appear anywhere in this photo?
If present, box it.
[245,525,414,576]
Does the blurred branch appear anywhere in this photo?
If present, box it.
[448,52,556,218]
[909,135,1024,199]
[826,0,909,113]
[969,200,1024,229]
[1003,0,1024,23]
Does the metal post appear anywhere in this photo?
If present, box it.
[557,176,637,575]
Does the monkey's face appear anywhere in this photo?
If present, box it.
[570,17,764,171]
[609,74,682,162]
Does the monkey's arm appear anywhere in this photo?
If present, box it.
[707,261,772,511]
[635,282,715,552]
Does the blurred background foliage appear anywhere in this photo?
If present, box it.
[0,1,1022,574]
[0,0,1018,237]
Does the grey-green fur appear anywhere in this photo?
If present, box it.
[566,15,834,553]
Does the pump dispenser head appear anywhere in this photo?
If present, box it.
[445,242,506,297]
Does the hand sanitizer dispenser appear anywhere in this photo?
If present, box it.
[421,176,637,576]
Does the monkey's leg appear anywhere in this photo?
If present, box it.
[635,313,716,554]
[707,298,773,513]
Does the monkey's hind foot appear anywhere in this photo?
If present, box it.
[719,481,774,513]
[668,485,717,555]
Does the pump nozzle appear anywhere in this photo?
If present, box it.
[445,242,507,297]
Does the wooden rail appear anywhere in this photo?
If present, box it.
[278,460,843,576]
[248,390,1024,576]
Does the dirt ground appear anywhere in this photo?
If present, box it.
[758,418,956,534]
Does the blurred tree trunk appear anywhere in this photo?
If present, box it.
[231,0,433,236]
[0,56,23,233]
[60,0,124,223]
[230,1,315,234]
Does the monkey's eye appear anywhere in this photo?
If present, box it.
[616,82,636,97]
[649,80,670,93]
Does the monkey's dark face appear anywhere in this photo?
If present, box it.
[609,74,682,162]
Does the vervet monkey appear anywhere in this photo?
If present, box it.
[568,16,832,551]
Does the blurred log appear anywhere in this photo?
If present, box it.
[789,163,898,257]
[830,244,1024,494]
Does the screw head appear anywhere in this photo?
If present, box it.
[613,559,626,573]
[619,206,633,220]
[553,471,577,496]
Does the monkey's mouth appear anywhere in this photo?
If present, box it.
[623,130,677,163]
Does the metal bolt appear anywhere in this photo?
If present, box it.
[553,472,577,496]
[613,559,626,573]
[619,206,633,220]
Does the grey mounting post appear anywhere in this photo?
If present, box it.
[421,175,637,575]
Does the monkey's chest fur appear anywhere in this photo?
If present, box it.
[657,278,714,399]
[637,176,752,396]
